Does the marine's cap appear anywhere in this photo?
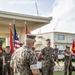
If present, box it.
[6,46,10,48]
[26,34,36,39]
[46,39,51,43]
[66,46,70,49]
[55,45,57,46]
[32,47,35,51]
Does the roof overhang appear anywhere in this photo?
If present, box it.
[0,10,52,36]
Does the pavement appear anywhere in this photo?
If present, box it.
[37,61,64,71]
[37,61,75,71]
[54,64,64,71]
[54,62,75,71]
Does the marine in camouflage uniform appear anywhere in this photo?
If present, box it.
[38,39,55,75]
[63,46,72,75]
[10,35,39,75]
[54,45,59,65]
[3,46,11,75]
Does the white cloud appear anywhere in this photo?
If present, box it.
[32,0,75,34]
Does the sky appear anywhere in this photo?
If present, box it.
[0,0,75,34]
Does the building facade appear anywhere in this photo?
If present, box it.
[0,10,51,46]
[35,31,75,53]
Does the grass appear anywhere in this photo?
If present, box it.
[40,71,75,75]
[54,71,75,75]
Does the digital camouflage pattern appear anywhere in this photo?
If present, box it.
[41,47,55,75]
[3,52,12,75]
[10,45,37,75]
[54,47,59,63]
[64,49,72,75]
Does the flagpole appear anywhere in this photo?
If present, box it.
[24,21,31,46]
[24,21,27,46]
[14,24,20,50]
[9,23,14,54]
[54,18,60,31]
[35,2,39,16]
[13,19,15,25]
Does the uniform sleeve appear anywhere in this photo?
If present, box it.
[10,53,15,68]
[30,51,38,69]
[41,48,44,55]
[37,48,45,61]
[51,48,55,55]
[63,50,66,55]
[30,51,37,65]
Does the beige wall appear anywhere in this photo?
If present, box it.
[35,32,75,51]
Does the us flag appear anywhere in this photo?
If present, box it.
[14,24,20,51]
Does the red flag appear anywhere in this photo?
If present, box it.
[0,45,2,54]
[10,26,14,54]
[24,25,31,45]
[24,25,30,34]
[72,40,75,54]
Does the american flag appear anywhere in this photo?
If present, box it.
[14,24,20,50]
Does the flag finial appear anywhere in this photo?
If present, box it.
[24,21,26,25]
[13,20,15,24]
[10,23,11,26]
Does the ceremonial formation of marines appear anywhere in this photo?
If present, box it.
[0,35,75,75]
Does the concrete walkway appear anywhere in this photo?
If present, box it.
[54,64,64,71]
[37,61,75,71]
[54,62,75,71]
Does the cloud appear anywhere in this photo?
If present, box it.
[32,0,75,34]
[45,0,75,33]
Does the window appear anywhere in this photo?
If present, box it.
[58,45,64,55]
[70,36,75,41]
[58,50,63,54]
[58,34,65,40]
[58,45,64,50]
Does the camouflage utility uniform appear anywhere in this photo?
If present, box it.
[41,47,55,75]
[3,52,11,75]
[64,49,72,75]
[11,46,37,75]
[54,47,59,63]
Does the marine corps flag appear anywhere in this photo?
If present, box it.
[0,45,2,54]
[10,25,14,54]
[24,25,31,45]
[24,25,30,34]
[72,40,75,54]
